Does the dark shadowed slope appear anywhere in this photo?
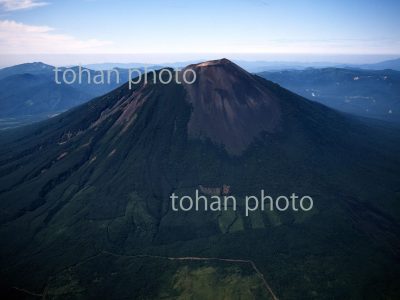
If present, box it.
[0,59,399,299]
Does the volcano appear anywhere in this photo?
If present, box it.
[0,59,399,299]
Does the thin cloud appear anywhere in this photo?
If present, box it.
[0,19,113,54]
[0,0,49,11]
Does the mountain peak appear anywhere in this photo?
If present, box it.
[194,58,233,67]
[186,58,245,73]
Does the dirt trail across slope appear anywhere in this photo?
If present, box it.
[12,250,279,300]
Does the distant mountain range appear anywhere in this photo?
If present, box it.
[239,57,400,72]
[84,62,164,71]
[343,58,400,71]
[0,62,130,129]
[244,57,400,72]
[258,68,400,122]
[83,57,400,73]
[0,59,399,299]
[0,62,55,80]
[0,73,91,126]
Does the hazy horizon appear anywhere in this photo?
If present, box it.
[0,53,399,68]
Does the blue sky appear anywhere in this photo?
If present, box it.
[0,0,399,64]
